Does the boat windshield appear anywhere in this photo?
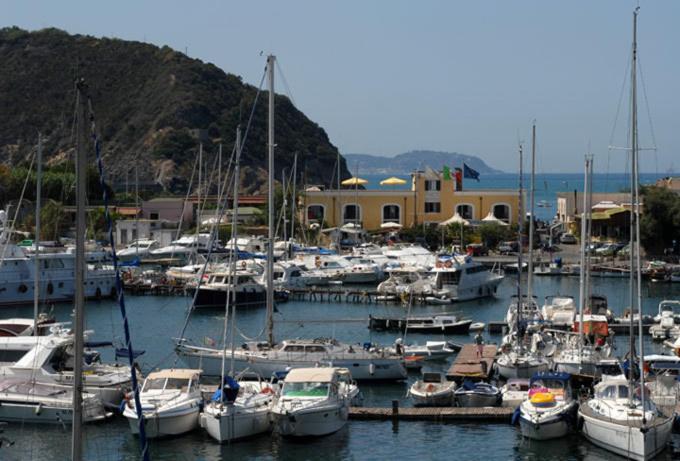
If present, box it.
[282,382,329,398]
[596,384,629,400]
[142,377,191,392]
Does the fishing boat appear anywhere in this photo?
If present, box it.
[271,367,355,437]
[518,372,577,440]
[409,372,456,407]
[367,314,471,334]
[454,380,501,407]
[123,369,202,438]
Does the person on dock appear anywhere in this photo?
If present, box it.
[475,331,484,357]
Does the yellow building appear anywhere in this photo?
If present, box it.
[303,169,521,230]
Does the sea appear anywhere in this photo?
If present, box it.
[363,172,667,222]
[2,276,679,461]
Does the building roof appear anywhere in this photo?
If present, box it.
[591,207,629,220]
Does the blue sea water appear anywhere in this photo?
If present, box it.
[2,274,679,460]
[362,172,667,222]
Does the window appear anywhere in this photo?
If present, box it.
[493,204,511,222]
[425,202,441,213]
[306,205,325,223]
[424,180,441,191]
[343,204,361,223]
[382,204,400,223]
[150,212,159,220]
[456,204,474,220]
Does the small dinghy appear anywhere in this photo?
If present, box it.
[425,296,452,305]
[409,372,456,407]
[454,380,501,407]
[469,322,485,332]
[124,368,203,438]
[500,378,529,408]
[402,340,461,361]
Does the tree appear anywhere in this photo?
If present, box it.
[478,223,514,249]
[640,186,680,255]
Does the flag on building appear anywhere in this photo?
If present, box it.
[463,163,480,182]
[442,165,452,181]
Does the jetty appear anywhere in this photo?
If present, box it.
[446,344,497,382]
[487,321,655,336]
[349,404,513,422]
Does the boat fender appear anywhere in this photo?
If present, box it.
[35,402,42,416]
[261,387,274,394]
[369,363,375,375]
[511,407,521,425]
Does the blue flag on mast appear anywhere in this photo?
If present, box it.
[463,163,480,182]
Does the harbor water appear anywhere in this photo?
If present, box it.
[1,274,679,460]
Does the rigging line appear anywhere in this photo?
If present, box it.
[176,68,268,342]
[607,47,632,192]
[275,59,297,108]
[636,56,659,176]
[0,150,36,268]
[86,95,150,460]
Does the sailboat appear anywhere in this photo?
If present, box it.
[578,9,673,460]
[176,55,406,381]
[497,126,550,380]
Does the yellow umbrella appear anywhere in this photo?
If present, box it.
[341,177,368,186]
[379,176,407,186]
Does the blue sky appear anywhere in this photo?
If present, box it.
[4,0,679,173]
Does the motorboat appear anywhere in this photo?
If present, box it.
[0,314,54,337]
[399,340,460,361]
[454,380,501,407]
[429,255,503,302]
[123,369,202,438]
[518,372,578,440]
[644,355,680,407]
[0,378,111,424]
[500,379,529,408]
[579,375,673,460]
[376,266,430,298]
[176,338,407,381]
[409,372,456,407]
[191,271,266,309]
[649,300,680,341]
[367,314,471,334]
[116,239,160,262]
[271,367,355,437]
[541,296,576,327]
[201,376,274,443]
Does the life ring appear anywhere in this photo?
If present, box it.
[241,261,247,269]
[260,387,274,394]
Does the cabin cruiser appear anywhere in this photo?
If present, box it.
[579,375,673,460]
[368,314,471,334]
[176,338,407,381]
[124,369,203,438]
[201,375,273,443]
[0,243,117,306]
[116,239,160,262]
[409,372,456,407]
[341,256,384,284]
[192,271,266,309]
[649,300,680,341]
[0,314,54,337]
[0,330,133,406]
[265,262,334,289]
[454,381,501,407]
[271,367,356,437]
[518,372,578,440]
[149,233,220,262]
[376,266,430,299]
[397,340,460,361]
[0,379,111,424]
[428,255,503,302]
[541,296,576,327]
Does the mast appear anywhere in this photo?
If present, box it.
[290,152,298,257]
[336,151,341,250]
[134,162,139,259]
[266,55,275,345]
[577,155,592,366]
[197,143,203,239]
[33,133,42,334]
[516,143,524,336]
[527,122,536,303]
[71,79,87,461]
[229,126,242,376]
[282,168,287,243]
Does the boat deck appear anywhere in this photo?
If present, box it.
[579,402,675,427]
[446,344,497,382]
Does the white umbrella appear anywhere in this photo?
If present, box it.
[380,222,402,230]
[438,212,470,227]
[481,211,508,226]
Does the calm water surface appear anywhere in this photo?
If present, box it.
[2,274,679,460]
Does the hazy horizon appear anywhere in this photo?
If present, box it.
[4,1,679,174]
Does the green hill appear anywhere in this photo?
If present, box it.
[0,27,349,195]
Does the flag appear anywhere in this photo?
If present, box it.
[442,165,451,181]
[463,163,480,182]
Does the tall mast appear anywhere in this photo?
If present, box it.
[134,162,139,258]
[527,122,536,303]
[266,55,276,345]
[282,168,287,243]
[290,152,298,256]
[336,151,341,249]
[71,79,87,461]
[516,143,524,336]
[33,133,42,334]
[229,126,242,375]
[197,143,203,238]
[578,155,592,366]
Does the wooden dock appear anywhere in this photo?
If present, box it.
[487,321,654,335]
[349,405,513,422]
[446,344,497,382]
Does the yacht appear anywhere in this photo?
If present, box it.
[428,255,503,302]
[518,372,578,440]
[176,338,407,381]
[116,239,160,262]
[500,379,530,407]
[271,367,356,437]
[192,271,266,309]
[148,233,219,262]
[541,296,576,327]
[123,369,203,438]
[368,314,471,334]
[376,266,430,299]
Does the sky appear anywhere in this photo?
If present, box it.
[4,0,679,173]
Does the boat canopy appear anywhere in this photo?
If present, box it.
[147,369,202,380]
[285,367,348,383]
[530,371,571,384]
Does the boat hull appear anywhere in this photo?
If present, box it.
[127,406,200,438]
[193,288,266,309]
[455,392,500,407]
[496,361,550,380]
[201,405,271,442]
[272,404,348,437]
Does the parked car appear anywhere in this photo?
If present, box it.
[618,244,631,257]
[560,233,577,244]
[466,243,489,257]
[497,241,519,255]
[595,243,619,257]
[586,242,603,254]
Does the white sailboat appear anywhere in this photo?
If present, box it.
[578,10,673,459]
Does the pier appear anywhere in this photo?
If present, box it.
[446,344,497,382]
[349,405,513,422]
[487,321,656,335]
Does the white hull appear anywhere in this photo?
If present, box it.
[0,401,109,424]
[127,406,200,438]
[496,361,550,380]
[411,391,454,407]
[201,405,272,442]
[455,393,499,407]
[580,410,672,461]
[554,361,599,377]
[273,403,348,437]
